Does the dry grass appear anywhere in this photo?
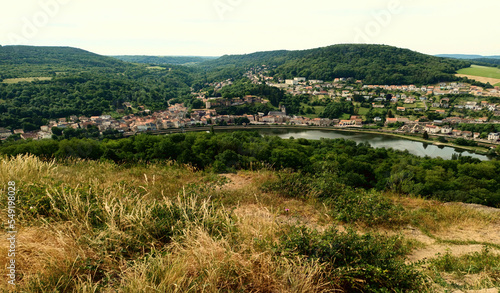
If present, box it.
[1,155,499,292]
[117,225,332,292]
[393,195,500,233]
[0,154,57,184]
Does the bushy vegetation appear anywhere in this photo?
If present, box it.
[426,247,500,290]
[277,226,423,292]
[2,153,500,292]
[0,154,430,292]
[2,131,500,208]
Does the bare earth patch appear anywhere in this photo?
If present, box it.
[220,173,254,191]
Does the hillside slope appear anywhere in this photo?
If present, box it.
[0,45,131,78]
[201,44,470,85]
[1,155,499,292]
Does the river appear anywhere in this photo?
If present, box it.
[250,128,493,161]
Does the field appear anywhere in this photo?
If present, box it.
[1,155,500,292]
[1,77,52,84]
[457,65,500,86]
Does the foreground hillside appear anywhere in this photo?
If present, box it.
[1,154,500,292]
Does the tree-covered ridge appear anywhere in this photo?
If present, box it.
[0,45,132,78]
[203,44,471,85]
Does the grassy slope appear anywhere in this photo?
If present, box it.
[457,65,500,79]
[1,155,499,292]
[457,65,500,86]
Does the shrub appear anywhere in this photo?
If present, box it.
[261,170,312,199]
[332,189,404,226]
[277,226,424,292]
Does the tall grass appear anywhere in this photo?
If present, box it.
[1,155,497,292]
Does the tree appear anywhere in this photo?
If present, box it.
[51,127,63,136]
[422,131,429,140]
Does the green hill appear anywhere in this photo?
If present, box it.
[202,44,471,85]
[0,46,196,130]
[0,45,131,78]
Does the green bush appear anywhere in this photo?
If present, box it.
[277,226,423,292]
[332,189,403,226]
[261,170,312,199]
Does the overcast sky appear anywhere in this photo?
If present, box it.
[1,0,499,56]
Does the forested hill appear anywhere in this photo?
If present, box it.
[201,44,471,85]
[0,45,131,78]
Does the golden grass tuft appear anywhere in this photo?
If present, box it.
[0,154,57,184]
[118,227,333,293]
[0,223,94,291]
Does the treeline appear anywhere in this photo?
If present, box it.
[456,123,500,134]
[470,58,500,67]
[1,131,499,207]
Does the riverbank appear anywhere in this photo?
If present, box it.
[143,124,496,157]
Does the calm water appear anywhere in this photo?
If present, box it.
[252,128,492,161]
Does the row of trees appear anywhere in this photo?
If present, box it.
[1,131,499,207]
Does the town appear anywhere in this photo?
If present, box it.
[2,71,500,145]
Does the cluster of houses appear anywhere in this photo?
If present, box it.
[384,117,500,142]
[260,74,500,100]
[3,70,500,144]
[0,100,340,141]
[203,95,267,109]
[422,124,500,142]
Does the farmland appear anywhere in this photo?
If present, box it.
[457,65,500,86]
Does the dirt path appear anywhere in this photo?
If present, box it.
[220,173,254,191]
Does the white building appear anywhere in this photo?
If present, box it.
[488,133,500,141]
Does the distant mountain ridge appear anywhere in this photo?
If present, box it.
[0,45,128,67]
[436,54,500,60]
[111,55,218,66]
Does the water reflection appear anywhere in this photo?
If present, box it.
[253,128,492,161]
